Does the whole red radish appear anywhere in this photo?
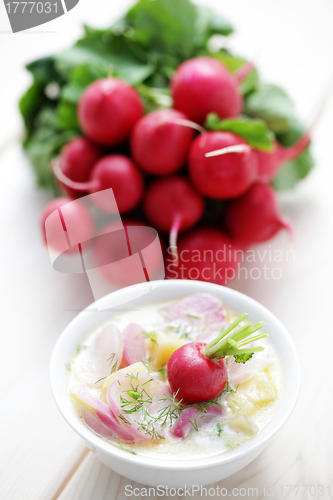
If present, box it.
[167,313,266,403]
[57,137,102,198]
[78,78,143,146]
[54,154,144,214]
[89,155,144,213]
[171,57,243,124]
[188,131,258,199]
[143,176,204,244]
[168,343,227,403]
[41,197,93,253]
[256,133,311,183]
[131,109,194,175]
[93,220,163,286]
[225,182,293,244]
[167,228,240,285]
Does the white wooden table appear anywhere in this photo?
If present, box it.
[1,1,333,499]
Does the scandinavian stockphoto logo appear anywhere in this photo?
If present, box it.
[44,189,165,310]
[4,0,80,33]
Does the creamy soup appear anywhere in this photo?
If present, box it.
[68,294,283,460]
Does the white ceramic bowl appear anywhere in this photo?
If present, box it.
[50,280,300,487]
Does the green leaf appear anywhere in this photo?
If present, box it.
[244,83,296,133]
[125,0,198,60]
[25,108,78,194]
[135,84,171,113]
[55,32,155,84]
[205,113,274,151]
[272,118,315,190]
[20,56,63,137]
[26,56,61,84]
[193,6,233,48]
[233,353,253,364]
[209,50,259,96]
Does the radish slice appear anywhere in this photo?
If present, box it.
[71,323,123,386]
[82,407,114,439]
[160,294,227,334]
[228,343,275,386]
[171,405,223,439]
[122,323,148,366]
[107,373,173,441]
[71,384,134,441]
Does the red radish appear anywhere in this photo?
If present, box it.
[93,220,163,286]
[256,133,311,183]
[131,109,196,175]
[171,57,243,124]
[57,137,102,198]
[167,228,240,286]
[122,323,148,366]
[53,154,144,214]
[41,197,93,253]
[168,342,227,403]
[78,78,143,146]
[188,131,258,199]
[143,176,204,253]
[167,313,267,404]
[225,182,293,244]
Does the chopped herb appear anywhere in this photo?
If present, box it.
[141,358,167,377]
[94,352,118,384]
[76,344,87,356]
[186,313,200,320]
[217,423,224,437]
[221,379,238,395]
[143,331,158,344]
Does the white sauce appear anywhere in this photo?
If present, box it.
[68,297,284,460]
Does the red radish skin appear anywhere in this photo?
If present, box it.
[41,197,93,253]
[53,154,144,214]
[256,133,311,183]
[57,137,102,198]
[225,182,293,244]
[143,176,204,232]
[89,155,144,213]
[78,78,143,146]
[167,343,228,404]
[188,131,258,199]
[171,57,243,124]
[131,109,194,175]
[167,313,267,405]
[167,228,240,286]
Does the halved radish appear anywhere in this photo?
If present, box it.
[107,373,173,441]
[122,323,148,366]
[160,294,227,329]
[70,385,134,441]
[171,405,223,439]
[71,323,123,386]
[82,407,115,439]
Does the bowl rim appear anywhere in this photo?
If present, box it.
[50,279,300,471]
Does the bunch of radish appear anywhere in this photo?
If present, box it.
[41,56,312,286]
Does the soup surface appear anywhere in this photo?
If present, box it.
[68,293,283,459]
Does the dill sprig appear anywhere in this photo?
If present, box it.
[94,352,118,384]
[141,358,167,377]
